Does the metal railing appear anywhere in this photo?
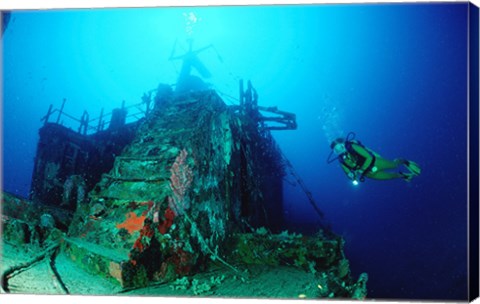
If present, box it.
[40,81,296,136]
[40,95,154,136]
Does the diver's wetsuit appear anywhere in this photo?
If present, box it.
[340,141,376,181]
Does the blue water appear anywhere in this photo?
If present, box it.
[2,3,469,300]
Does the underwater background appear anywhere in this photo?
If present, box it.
[2,3,468,300]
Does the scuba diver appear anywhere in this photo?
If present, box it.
[328,132,421,184]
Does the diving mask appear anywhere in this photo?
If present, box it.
[333,143,347,155]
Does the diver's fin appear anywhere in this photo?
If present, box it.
[405,160,421,175]
[399,172,414,182]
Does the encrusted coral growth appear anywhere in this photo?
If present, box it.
[132,219,155,253]
[109,261,123,285]
[158,207,176,234]
[230,229,368,299]
[164,146,238,274]
[62,175,87,208]
[168,148,193,216]
[116,211,146,234]
[170,247,195,275]
[63,91,292,289]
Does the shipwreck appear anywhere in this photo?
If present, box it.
[1,41,367,298]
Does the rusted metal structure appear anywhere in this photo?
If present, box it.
[22,79,299,286]
[2,43,367,297]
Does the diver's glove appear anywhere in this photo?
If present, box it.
[348,171,360,185]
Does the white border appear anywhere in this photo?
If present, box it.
[1,1,478,304]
